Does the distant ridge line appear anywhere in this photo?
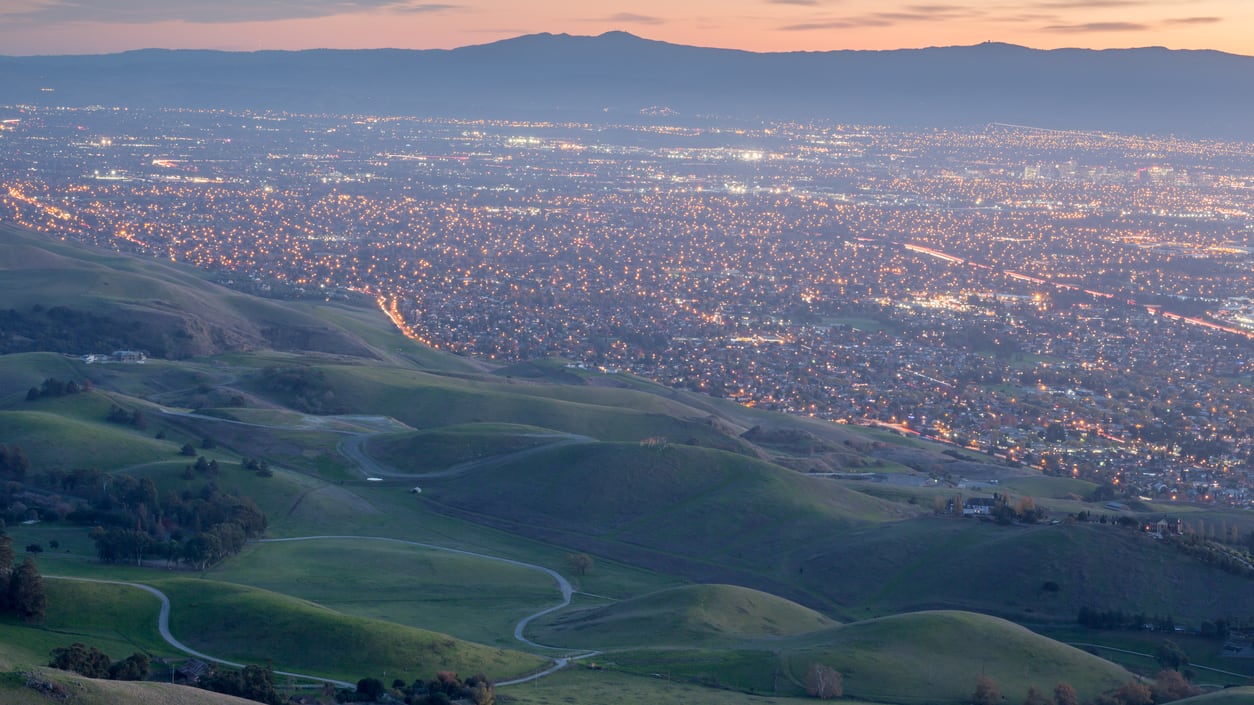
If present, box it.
[3,33,1254,138]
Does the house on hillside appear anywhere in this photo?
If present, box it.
[1145,516,1182,537]
[175,659,212,684]
[963,497,997,516]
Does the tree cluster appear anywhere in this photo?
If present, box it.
[49,643,150,680]
[0,534,46,623]
[1166,532,1254,578]
[241,457,273,477]
[43,467,265,569]
[257,366,345,415]
[1077,607,1184,633]
[26,377,89,401]
[106,404,147,429]
[990,493,1047,525]
[379,670,494,705]
[0,443,30,482]
[199,663,283,705]
[0,306,130,355]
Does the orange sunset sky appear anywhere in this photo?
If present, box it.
[0,0,1249,56]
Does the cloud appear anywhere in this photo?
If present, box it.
[1163,16,1221,25]
[0,0,446,24]
[599,12,665,25]
[1029,0,1148,7]
[781,19,885,30]
[1041,21,1151,32]
[780,3,980,30]
[390,2,464,14]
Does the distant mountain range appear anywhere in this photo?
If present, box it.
[4,31,1254,138]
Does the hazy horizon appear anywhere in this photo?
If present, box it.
[0,0,1249,57]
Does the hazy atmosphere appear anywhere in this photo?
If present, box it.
[1,0,1251,55]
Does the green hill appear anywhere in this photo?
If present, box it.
[780,611,1133,704]
[0,670,262,705]
[602,610,1133,704]
[155,578,546,683]
[797,517,1254,623]
[0,225,403,362]
[238,362,760,451]
[532,584,837,648]
[419,441,917,607]
[365,424,568,474]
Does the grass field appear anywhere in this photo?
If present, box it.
[0,669,261,705]
[238,363,757,453]
[0,579,173,675]
[153,578,547,683]
[531,584,837,649]
[365,424,564,474]
[777,611,1133,704]
[418,440,916,610]
[207,539,559,648]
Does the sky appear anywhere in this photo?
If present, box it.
[0,0,1249,56]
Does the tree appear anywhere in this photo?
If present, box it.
[10,556,47,623]
[565,552,594,576]
[972,674,999,705]
[1150,669,1199,702]
[1155,640,1188,671]
[356,677,386,700]
[1023,686,1050,705]
[0,531,14,579]
[464,673,494,705]
[1112,681,1152,705]
[50,642,111,678]
[1053,681,1079,705]
[108,652,151,681]
[805,663,843,699]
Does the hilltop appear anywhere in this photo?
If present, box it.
[2,33,1254,138]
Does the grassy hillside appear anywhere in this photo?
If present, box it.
[365,424,565,474]
[207,538,560,648]
[0,225,386,360]
[779,611,1133,704]
[796,518,1254,623]
[155,578,546,683]
[0,670,262,705]
[532,584,837,648]
[419,441,916,609]
[237,363,760,452]
[601,611,1133,704]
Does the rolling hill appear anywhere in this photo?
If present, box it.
[532,584,838,648]
[0,226,1247,703]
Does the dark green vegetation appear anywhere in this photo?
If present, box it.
[0,226,1250,703]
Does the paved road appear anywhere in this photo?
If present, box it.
[257,535,599,686]
[1067,642,1253,679]
[45,575,356,690]
[136,408,601,686]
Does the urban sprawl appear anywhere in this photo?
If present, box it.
[2,107,1253,508]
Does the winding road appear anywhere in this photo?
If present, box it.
[46,575,356,689]
[50,533,597,690]
[65,407,602,690]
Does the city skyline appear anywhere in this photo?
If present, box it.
[0,0,1250,57]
